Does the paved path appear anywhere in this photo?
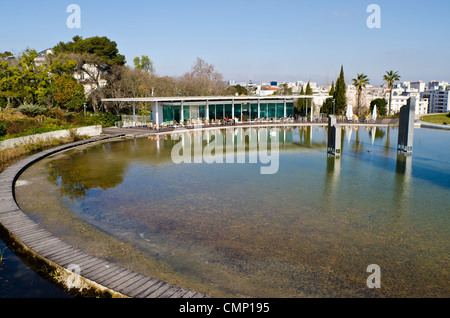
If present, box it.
[0,134,209,298]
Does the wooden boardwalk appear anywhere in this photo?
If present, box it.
[0,134,209,298]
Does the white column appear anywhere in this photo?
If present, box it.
[258,99,260,119]
[232,100,235,120]
[206,101,209,120]
[132,102,136,126]
[283,99,286,118]
[181,101,184,123]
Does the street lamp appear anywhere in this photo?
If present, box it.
[332,99,335,115]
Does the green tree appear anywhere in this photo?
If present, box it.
[305,82,312,111]
[1,49,51,106]
[383,70,401,115]
[321,83,336,115]
[53,36,126,113]
[334,65,347,115]
[296,86,306,114]
[275,83,293,95]
[133,55,155,73]
[329,81,335,96]
[352,73,370,116]
[51,74,86,111]
[370,98,387,116]
[231,84,247,96]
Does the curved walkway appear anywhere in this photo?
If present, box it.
[0,134,209,298]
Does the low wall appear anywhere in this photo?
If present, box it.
[415,121,450,130]
[0,125,102,150]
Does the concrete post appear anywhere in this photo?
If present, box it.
[327,115,341,156]
[397,97,416,153]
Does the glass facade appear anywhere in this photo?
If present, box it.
[268,104,276,118]
[260,103,267,118]
[216,104,224,120]
[277,103,284,118]
[286,102,294,117]
[225,104,233,119]
[183,106,190,121]
[161,99,295,123]
[234,104,241,120]
[242,103,249,121]
[250,103,258,120]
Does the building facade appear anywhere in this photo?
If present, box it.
[102,95,331,126]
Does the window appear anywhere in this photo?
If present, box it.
[225,104,233,119]
[234,104,241,120]
[260,103,267,118]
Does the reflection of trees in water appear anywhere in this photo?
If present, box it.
[48,144,128,200]
[368,127,386,140]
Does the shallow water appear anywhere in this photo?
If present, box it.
[15,126,450,297]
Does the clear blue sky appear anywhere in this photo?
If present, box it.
[1,0,449,85]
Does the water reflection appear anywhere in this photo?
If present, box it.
[16,125,450,297]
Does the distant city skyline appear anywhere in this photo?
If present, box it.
[1,0,449,85]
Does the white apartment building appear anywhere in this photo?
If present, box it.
[410,80,425,92]
[422,89,450,113]
[389,91,428,115]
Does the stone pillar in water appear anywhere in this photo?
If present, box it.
[327,115,341,156]
[397,97,415,153]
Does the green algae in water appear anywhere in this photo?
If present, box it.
[15,126,450,297]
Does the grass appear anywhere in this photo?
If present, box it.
[420,112,450,125]
[0,134,88,173]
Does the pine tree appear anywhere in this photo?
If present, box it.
[334,65,347,115]
[296,86,306,114]
[305,82,312,110]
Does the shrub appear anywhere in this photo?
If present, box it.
[84,113,120,127]
[17,104,48,117]
[0,121,6,137]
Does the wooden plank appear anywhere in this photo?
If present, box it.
[79,260,115,278]
[18,230,54,242]
[110,273,147,292]
[182,290,198,298]
[88,265,125,283]
[146,283,172,298]
[47,248,89,265]
[124,278,160,298]
[119,276,157,297]
[56,252,93,268]
[158,285,182,298]
[37,242,74,257]
[26,237,62,250]
[169,288,189,298]
[107,272,142,290]
[98,269,136,287]
[135,280,166,298]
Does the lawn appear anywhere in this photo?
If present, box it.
[420,112,450,125]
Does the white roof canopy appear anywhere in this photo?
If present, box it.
[101,95,330,103]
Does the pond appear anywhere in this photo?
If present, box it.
[14,125,450,297]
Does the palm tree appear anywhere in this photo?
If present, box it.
[352,73,370,116]
[383,70,401,115]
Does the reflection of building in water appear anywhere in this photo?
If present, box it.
[324,155,341,205]
[393,152,413,218]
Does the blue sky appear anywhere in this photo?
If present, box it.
[1,0,449,85]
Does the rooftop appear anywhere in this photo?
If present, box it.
[102,95,330,103]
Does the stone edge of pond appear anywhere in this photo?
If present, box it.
[0,133,210,299]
